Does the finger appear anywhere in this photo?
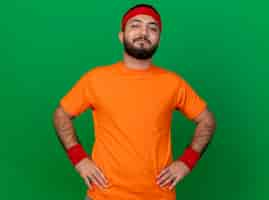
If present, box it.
[95,168,109,185]
[156,168,169,180]
[91,173,104,189]
[93,169,109,188]
[84,176,93,189]
[168,177,179,190]
[157,173,173,186]
[86,174,101,189]
[157,171,171,184]
[160,175,175,188]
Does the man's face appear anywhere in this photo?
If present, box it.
[120,14,161,59]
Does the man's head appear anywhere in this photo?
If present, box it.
[119,4,162,60]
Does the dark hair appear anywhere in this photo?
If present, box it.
[122,4,160,18]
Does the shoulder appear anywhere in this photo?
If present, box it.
[153,63,187,85]
[82,62,116,78]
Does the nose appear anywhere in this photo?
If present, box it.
[140,24,149,36]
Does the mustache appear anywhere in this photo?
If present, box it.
[133,36,151,44]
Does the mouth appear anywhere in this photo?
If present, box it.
[134,37,150,42]
[135,39,151,46]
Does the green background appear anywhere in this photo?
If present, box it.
[1,0,268,199]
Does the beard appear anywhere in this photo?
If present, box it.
[123,35,159,60]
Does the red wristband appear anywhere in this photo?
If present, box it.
[66,144,88,166]
[178,147,200,170]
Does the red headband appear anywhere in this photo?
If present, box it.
[121,6,162,32]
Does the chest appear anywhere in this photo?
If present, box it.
[92,77,177,118]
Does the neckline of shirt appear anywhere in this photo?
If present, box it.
[115,60,156,76]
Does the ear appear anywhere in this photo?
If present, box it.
[118,31,123,44]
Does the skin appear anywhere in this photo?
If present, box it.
[156,109,216,190]
[118,14,161,70]
[52,107,110,190]
[52,14,217,191]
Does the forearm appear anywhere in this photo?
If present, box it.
[189,112,216,156]
[53,106,80,150]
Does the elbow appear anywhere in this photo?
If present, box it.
[200,111,217,133]
[208,111,217,133]
[52,106,62,121]
[52,105,74,126]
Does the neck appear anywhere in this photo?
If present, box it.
[122,52,152,70]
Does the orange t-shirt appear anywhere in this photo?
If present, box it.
[60,60,207,200]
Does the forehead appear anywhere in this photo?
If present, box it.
[127,14,158,24]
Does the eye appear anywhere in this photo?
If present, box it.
[131,24,139,28]
[150,27,158,32]
[148,25,158,32]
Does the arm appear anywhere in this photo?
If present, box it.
[173,75,217,157]
[156,77,216,189]
[52,105,110,189]
[156,107,217,190]
[52,105,80,150]
[189,107,217,157]
[52,70,95,150]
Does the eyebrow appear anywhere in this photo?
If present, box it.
[129,19,158,26]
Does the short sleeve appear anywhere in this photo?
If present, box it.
[60,71,95,117]
[174,76,207,120]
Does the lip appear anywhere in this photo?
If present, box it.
[135,39,150,45]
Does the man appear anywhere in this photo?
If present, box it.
[53,4,217,200]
